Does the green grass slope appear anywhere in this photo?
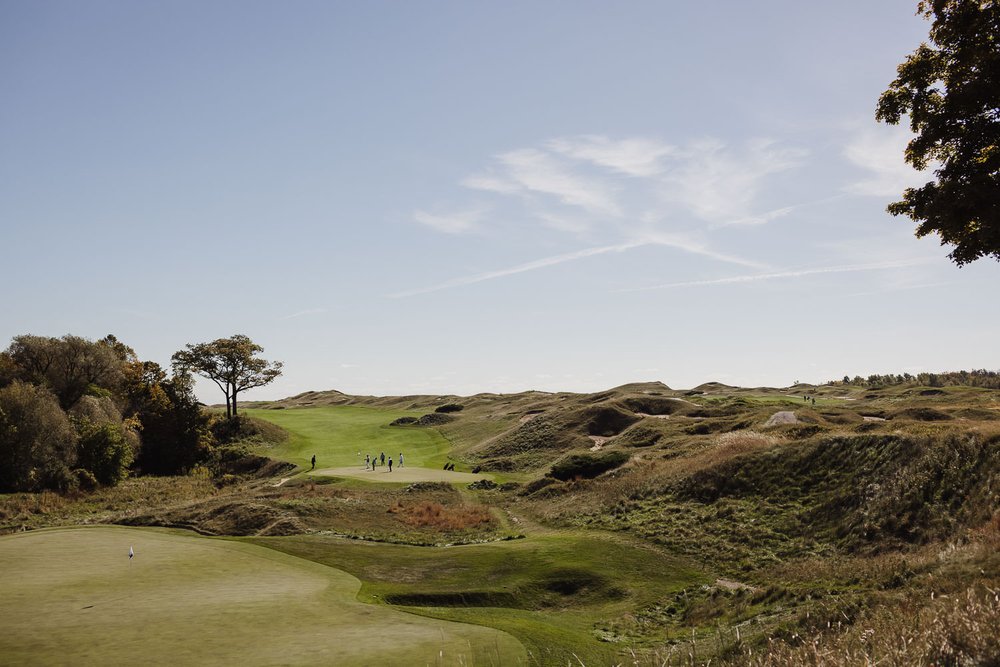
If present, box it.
[244,405,452,471]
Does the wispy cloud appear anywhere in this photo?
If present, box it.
[280,307,326,320]
[388,242,643,298]
[840,281,954,298]
[621,258,931,291]
[659,138,807,223]
[405,134,810,295]
[546,135,675,177]
[464,148,622,216]
[710,194,849,229]
[637,231,770,270]
[414,207,485,234]
[843,126,926,197]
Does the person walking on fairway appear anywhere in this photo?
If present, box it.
[365,454,371,470]
[311,454,316,470]
[380,452,385,466]
[398,453,403,467]
[388,457,393,472]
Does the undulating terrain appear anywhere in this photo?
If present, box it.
[4,378,1000,665]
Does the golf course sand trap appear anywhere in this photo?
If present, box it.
[314,466,487,484]
[0,526,525,666]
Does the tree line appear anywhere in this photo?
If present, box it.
[0,333,281,493]
[832,369,1000,389]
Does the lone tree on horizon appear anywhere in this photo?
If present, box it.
[172,335,282,419]
[877,0,999,265]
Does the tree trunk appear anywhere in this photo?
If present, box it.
[232,387,238,417]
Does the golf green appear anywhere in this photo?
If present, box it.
[0,526,525,666]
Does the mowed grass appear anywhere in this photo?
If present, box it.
[245,406,452,471]
[0,526,525,666]
[252,530,708,666]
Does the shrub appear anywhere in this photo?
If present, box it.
[390,416,418,426]
[415,413,455,426]
[75,420,134,486]
[550,451,630,481]
[0,381,77,491]
[434,403,464,413]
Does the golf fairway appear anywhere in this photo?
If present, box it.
[0,526,525,666]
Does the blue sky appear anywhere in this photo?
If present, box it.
[2,1,997,402]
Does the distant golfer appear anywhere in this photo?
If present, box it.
[365,454,371,470]
[129,546,134,560]
[388,457,393,472]
[380,452,385,466]
[398,453,403,467]
[311,454,316,470]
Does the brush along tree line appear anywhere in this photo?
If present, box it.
[0,334,281,493]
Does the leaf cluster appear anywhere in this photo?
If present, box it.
[877,0,1000,264]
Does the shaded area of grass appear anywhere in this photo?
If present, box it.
[249,530,708,666]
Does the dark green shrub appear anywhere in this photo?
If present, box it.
[72,468,98,492]
[75,420,133,486]
[390,416,418,426]
[0,381,77,491]
[434,403,464,413]
[416,413,455,426]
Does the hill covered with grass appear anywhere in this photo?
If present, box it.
[4,376,1000,665]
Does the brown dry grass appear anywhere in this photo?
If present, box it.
[387,500,495,531]
[0,476,218,534]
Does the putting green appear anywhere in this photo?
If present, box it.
[0,526,525,666]
[314,466,486,484]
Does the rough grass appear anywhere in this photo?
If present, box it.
[387,500,495,531]
[0,475,217,534]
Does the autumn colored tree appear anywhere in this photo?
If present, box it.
[5,334,123,409]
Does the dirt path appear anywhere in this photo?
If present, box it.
[588,436,610,450]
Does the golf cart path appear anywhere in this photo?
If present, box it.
[314,466,487,484]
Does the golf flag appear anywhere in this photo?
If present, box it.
[129,546,134,560]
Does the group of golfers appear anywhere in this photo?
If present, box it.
[363,451,402,472]
[307,451,407,472]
